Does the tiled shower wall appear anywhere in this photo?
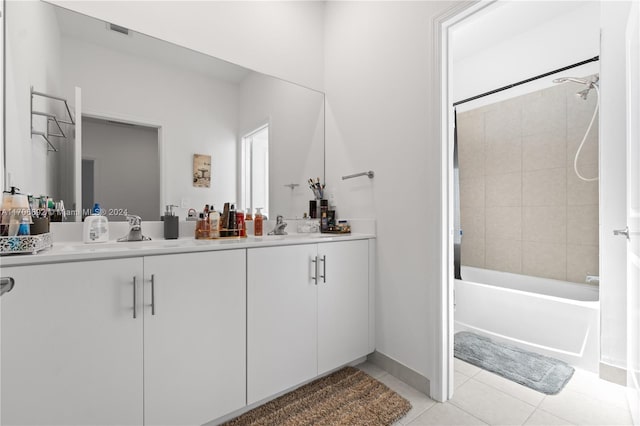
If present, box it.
[458,80,599,284]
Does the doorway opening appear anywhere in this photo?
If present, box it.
[438,0,607,401]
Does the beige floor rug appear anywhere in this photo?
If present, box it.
[222,366,412,426]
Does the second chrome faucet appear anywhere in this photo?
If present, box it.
[118,215,152,242]
[268,215,288,236]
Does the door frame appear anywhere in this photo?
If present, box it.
[626,0,640,422]
[433,0,496,401]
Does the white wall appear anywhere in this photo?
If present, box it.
[61,35,239,217]
[5,0,64,195]
[324,1,454,395]
[238,72,324,219]
[50,0,325,92]
[600,0,633,370]
[453,2,600,111]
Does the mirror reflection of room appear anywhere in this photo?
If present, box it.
[5,1,325,221]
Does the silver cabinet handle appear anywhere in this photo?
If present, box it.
[614,226,630,240]
[311,256,318,285]
[0,277,15,297]
[132,276,137,319]
[320,255,326,283]
[151,274,156,316]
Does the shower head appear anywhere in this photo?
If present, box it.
[576,87,592,100]
[552,75,599,100]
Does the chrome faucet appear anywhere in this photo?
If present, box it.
[118,215,152,242]
[268,215,288,236]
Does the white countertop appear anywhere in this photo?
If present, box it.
[0,233,376,267]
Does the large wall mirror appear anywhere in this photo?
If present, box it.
[5,1,325,221]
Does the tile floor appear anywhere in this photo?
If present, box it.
[357,359,633,426]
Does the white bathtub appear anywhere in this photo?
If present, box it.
[455,266,600,372]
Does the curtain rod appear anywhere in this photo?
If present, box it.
[452,55,599,107]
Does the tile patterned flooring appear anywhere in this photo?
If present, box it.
[356,359,633,426]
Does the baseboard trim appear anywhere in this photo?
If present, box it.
[599,362,626,386]
[367,351,431,396]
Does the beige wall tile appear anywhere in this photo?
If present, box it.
[485,172,522,207]
[458,80,599,285]
[459,145,485,180]
[523,132,567,171]
[458,112,485,180]
[567,89,599,130]
[522,241,567,281]
[523,85,567,136]
[567,244,599,284]
[486,206,522,241]
[460,177,485,208]
[485,99,522,144]
[458,111,484,142]
[461,237,485,268]
[567,205,599,245]
[485,137,522,176]
[461,207,485,240]
[523,206,567,244]
[568,122,599,167]
[523,168,566,206]
[486,238,522,274]
[567,164,599,205]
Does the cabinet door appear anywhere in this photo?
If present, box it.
[247,244,318,405]
[317,239,369,374]
[1,259,143,426]
[143,250,246,426]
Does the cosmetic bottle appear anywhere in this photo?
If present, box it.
[245,208,253,221]
[237,210,246,237]
[254,208,263,236]
[209,206,220,239]
[320,200,329,232]
[228,204,237,236]
[195,212,210,239]
[17,217,31,236]
[221,203,230,236]
[162,204,179,239]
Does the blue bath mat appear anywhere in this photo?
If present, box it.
[454,331,574,395]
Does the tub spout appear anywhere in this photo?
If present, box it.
[586,275,599,285]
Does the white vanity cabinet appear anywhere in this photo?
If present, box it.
[143,250,246,425]
[1,249,246,426]
[317,240,369,374]
[247,239,370,404]
[1,258,144,426]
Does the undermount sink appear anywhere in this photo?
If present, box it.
[57,239,193,253]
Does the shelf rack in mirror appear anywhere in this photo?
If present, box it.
[30,86,75,152]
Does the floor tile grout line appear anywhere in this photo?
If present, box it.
[403,404,435,425]
[447,397,492,425]
[454,377,539,413]
[466,372,544,408]
[533,407,578,426]
[520,407,538,426]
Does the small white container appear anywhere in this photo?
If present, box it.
[83,215,109,243]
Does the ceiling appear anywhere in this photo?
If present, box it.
[54,6,251,84]
[452,1,596,61]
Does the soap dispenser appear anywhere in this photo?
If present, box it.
[162,204,179,239]
[83,203,109,243]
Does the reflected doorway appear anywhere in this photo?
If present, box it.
[82,117,160,221]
